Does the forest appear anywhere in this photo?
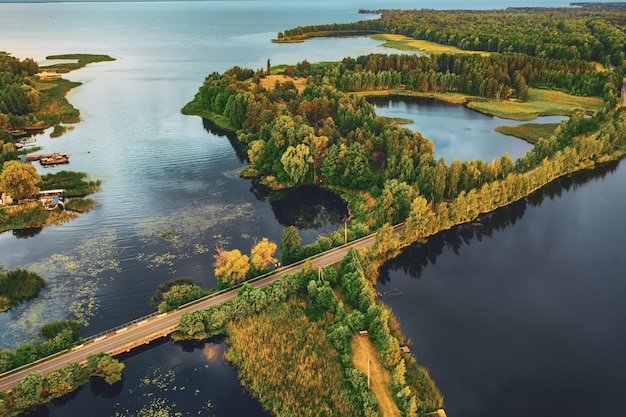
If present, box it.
[278,7,626,67]
[183,55,624,231]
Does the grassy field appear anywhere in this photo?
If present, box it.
[259,74,306,93]
[467,88,604,120]
[34,77,82,125]
[495,123,561,143]
[370,34,491,56]
[355,89,470,105]
[225,298,364,417]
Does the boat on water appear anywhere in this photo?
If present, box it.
[39,153,70,166]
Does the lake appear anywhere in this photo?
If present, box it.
[0,1,623,416]
[369,95,566,162]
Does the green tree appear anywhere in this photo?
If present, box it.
[44,362,83,398]
[281,144,312,184]
[158,284,204,313]
[178,311,207,339]
[280,225,302,264]
[86,352,124,385]
[11,371,43,409]
[401,195,436,243]
[0,160,41,200]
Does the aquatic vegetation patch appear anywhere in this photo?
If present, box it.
[135,202,252,272]
[0,231,122,347]
[114,366,213,417]
[136,202,252,245]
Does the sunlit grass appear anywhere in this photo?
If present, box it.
[495,123,561,144]
[467,88,604,120]
[371,34,491,56]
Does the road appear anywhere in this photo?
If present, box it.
[0,225,397,391]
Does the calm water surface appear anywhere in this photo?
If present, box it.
[369,96,565,162]
[0,1,623,416]
[377,161,626,417]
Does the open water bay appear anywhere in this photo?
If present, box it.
[0,1,624,416]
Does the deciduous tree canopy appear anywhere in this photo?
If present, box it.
[0,160,41,200]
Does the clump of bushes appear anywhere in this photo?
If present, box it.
[0,268,45,312]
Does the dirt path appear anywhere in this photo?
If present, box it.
[352,334,401,417]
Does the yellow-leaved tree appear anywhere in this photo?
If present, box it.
[250,237,277,271]
[0,160,41,200]
[213,247,250,288]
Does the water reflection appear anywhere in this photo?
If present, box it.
[380,160,621,283]
[21,336,271,417]
[369,96,547,162]
[202,118,248,163]
[376,159,626,417]
[379,199,528,283]
[251,183,348,230]
[12,227,42,239]
[202,117,349,240]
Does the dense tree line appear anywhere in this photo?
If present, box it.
[279,8,626,67]
[0,52,40,120]
[185,52,624,223]
[0,352,123,417]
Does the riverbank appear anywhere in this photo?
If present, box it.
[33,54,116,130]
[370,34,491,57]
[0,269,45,312]
[0,171,101,233]
[0,54,111,233]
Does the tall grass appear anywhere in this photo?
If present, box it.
[225,298,363,417]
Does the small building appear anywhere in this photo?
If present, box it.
[0,193,13,206]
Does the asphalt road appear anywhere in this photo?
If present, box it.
[0,225,399,391]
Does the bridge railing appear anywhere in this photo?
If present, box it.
[81,311,160,344]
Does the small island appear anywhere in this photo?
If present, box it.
[0,53,114,233]
[0,268,45,312]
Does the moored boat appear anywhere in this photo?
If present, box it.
[39,153,70,166]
